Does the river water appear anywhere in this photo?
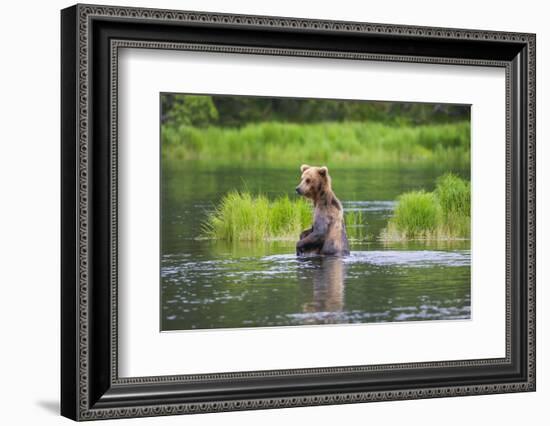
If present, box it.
[161,162,470,331]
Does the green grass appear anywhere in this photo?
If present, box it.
[344,210,369,241]
[202,191,367,242]
[388,191,440,237]
[162,121,470,168]
[201,192,310,242]
[435,173,471,237]
[381,174,470,241]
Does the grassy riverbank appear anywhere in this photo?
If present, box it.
[381,174,470,241]
[162,121,470,168]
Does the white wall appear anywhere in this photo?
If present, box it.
[0,0,546,424]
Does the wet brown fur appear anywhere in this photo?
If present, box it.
[295,165,350,256]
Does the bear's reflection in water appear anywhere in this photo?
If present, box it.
[299,256,346,317]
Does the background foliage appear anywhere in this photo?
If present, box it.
[161,94,471,168]
[161,94,469,127]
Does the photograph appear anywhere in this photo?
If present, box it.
[160,94,472,331]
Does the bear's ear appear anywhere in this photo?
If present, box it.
[300,164,311,173]
[318,166,328,177]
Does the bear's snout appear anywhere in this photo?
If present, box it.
[295,186,302,195]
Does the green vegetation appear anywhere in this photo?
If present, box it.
[162,121,470,168]
[382,174,470,241]
[344,210,369,241]
[201,192,310,242]
[387,191,440,237]
[165,95,219,127]
[434,173,471,237]
[201,191,367,242]
[200,176,470,243]
[161,94,469,127]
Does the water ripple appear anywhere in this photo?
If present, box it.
[162,250,470,281]
[342,200,396,212]
[263,250,470,268]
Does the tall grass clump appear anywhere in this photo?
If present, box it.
[435,174,471,237]
[162,121,470,169]
[382,174,470,240]
[389,191,440,238]
[202,191,368,242]
[202,192,311,242]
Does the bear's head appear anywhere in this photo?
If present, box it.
[295,164,331,200]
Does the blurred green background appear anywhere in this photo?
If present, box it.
[161,94,470,169]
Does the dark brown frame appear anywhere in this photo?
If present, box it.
[61,3,536,421]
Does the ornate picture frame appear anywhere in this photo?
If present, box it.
[61,3,535,421]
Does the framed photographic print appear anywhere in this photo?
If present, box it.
[61,3,536,421]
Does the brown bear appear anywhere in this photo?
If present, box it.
[295,164,350,256]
